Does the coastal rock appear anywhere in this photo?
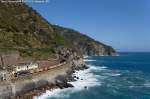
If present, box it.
[55,75,74,89]
[66,83,74,88]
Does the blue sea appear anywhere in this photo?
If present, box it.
[35,52,150,99]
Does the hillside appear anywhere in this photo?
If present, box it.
[0,3,116,59]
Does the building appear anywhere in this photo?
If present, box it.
[0,52,20,69]
[37,60,59,70]
[0,52,64,79]
[13,62,38,74]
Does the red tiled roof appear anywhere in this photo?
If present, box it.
[0,53,35,67]
[37,60,58,68]
[0,53,20,66]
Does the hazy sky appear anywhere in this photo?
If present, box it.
[29,0,150,52]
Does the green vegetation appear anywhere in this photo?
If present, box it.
[0,3,115,58]
[26,76,33,80]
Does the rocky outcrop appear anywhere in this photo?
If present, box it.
[52,25,116,56]
[82,43,116,56]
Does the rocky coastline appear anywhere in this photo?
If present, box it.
[0,3,117,99]
[13,60,89,99]
[0,48,115,99]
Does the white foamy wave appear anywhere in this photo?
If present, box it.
[84,59,96,62]
[144,81,150,87]
[34,88,72,99]
[70,69,101,89]
[88,65,121,77]
[34,68,100,99]
[103,73,121,77]
[83,55,89,58]
[88,65,107,71]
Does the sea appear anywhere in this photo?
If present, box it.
[35,52,150,99]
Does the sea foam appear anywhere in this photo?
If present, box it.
[34,66,101,99]
[89,65,107,71]
[144,81,150,87]
[84,59,96,62]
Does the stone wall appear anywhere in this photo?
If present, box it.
[0,55,85,98]
[0,83,12,99]
[0,62,70,98]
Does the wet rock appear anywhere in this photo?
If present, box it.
[55,81,74,89]
[82,65,89,69]
[84,86,87,89]
[66,83,74,88]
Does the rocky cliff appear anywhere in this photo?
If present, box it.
[0,3,116,58]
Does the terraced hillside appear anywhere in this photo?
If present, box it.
[0,3,116,59]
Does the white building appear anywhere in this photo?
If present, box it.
[13,62,38,73]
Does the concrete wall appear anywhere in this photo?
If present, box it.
[0,58,84,98]
[0,62,70,98]
[0,83,12,99]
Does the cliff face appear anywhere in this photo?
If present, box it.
[0,3,116,58]
[52,25,116,56]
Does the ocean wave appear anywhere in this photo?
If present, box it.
[88,65,107,71]
[83,55,89,58]
[34,88,71,99]
[102,73,121,77]
[34,67,100,99]
[70,69,101,89]
[84,59,96,62]
[144,81,150,87]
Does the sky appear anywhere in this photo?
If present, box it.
[28,0,150,52]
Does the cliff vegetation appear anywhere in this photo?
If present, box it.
[0,3,116,59]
